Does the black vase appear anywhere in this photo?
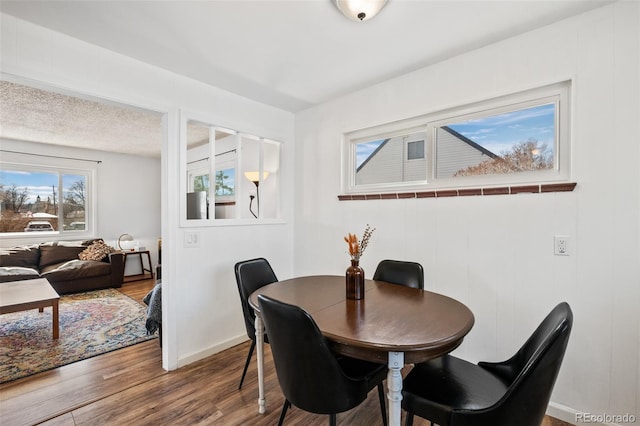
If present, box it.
[346,259,365,300]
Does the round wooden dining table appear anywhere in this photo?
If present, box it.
[249,275,475,426]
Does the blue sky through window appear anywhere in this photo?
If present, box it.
[355,103,555,168]
[356,140,385,168]
[0,170,58,203]
[447,103,555,155]
[215,168,235,196]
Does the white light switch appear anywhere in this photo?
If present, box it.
[185,232,200,248]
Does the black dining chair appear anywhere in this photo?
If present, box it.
[257,294,388,426]
[373,259,424,290]
[234,257,278,390]
[401,302,573,426]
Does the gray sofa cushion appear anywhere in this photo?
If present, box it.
[0,246,40,269]
[41,259,112,280]
[39,245,85,268]
[0,266,40,282]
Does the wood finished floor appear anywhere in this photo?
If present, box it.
[0,279,572,426]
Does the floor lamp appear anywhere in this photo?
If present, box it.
[244,171,269,218]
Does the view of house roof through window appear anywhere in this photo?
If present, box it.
[442,103,555,178]
[356,103,555,179]
[346,81,569,194]
[448,103,555,157]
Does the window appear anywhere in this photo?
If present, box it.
[0,164,93,237]
[182,113,281,224]
[214,168,235,197]
[407,140,425,160]
[355,130,427,186]
[344,81,571,194]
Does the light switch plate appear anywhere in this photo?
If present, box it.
[185,232,200,248]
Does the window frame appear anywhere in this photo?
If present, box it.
[0,157,97,242]
[180,111,283,226]
[343,81,571,195]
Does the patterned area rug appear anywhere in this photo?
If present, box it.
[0,288,157,383]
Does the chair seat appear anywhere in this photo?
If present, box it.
[402,303,572,426]
[337,356,388,390]
[402,355,508,426]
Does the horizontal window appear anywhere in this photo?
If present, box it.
[343,81,571,194]
[0,162,94,238]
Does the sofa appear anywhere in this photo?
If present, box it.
[0,239,124,294]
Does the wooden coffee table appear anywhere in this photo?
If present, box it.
[0,278,60,339]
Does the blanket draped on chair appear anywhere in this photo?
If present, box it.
[143,282,162,335]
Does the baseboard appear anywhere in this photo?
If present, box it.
[177,334,248,368]
[548,401,636,426]
[548,402,579,425]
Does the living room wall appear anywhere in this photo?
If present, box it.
[0,12,296,370]
[0,139,161,265]
[294,2,639,424]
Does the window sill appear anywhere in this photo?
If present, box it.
[0,232,97,247]
[338,183,576,201]
[181,218,286,227]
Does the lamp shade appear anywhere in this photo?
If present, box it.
[333,0,387,22]
[118,233,134,250]
[244,171,269,183]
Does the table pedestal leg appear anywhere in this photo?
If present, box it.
[255,315,266,414]
[387,351,404,426]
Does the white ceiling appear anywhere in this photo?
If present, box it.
[0,0,613,157]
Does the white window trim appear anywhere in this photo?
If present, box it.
[179,111,284,227]
[343,81,572,194]
[0,153,97,244]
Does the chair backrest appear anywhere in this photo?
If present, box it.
[234,258,278,340]
[257,294,370,414]
[373,259,424,290]
[456,302,573,426]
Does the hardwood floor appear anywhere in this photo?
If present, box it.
[119,278,158,304]
[0,279,572,426]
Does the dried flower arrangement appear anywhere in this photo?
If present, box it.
[344,224,376,261]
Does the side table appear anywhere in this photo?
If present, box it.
[122,250,154,282]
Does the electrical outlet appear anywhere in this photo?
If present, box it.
[554,235,570,256]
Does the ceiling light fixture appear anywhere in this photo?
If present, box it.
[333,0,387,22]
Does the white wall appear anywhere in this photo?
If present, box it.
[3,2,638,422]
[0,13,296,370]
[295,2,639,424]
[0,139,161,269]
